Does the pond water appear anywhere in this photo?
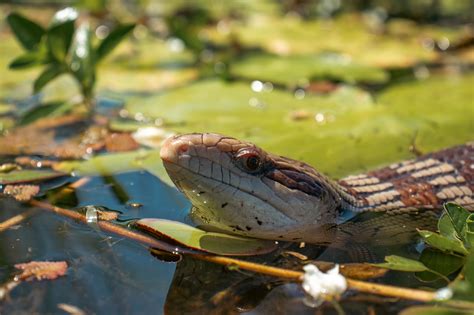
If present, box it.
[0,1,473,314]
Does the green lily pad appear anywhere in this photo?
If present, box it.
[231,53,389,86]
[417,229,468,255]
[0,169,65,184]
[135,218,277,256]
[125,73,473,179]
[54,150,173,186]
[374,255,428,272]
[217,13,465,67]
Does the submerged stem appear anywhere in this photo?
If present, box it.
[26,199,474,308]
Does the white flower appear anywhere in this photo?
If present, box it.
[301,264,347,308]
[434,287,453,301]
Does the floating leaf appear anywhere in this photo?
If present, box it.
[374,255,428,272]
[0,169,65,185]
[444,203,471,242]
[6,13,45,51]
[415,248,465,282]
[135,218,277,256]
[3,184,40,202]
[15,261,68,281]
[231,53,389,86]
[418,229,468,255]
[96,24,135,62]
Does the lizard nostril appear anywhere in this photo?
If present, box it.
[177,143,189,154]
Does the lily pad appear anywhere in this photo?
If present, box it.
[126,73,473,179]
[0,169,65,185]
[135,218,277,256]
[54,150,173,186]
[216,13,465,67]
[231,53,389,86]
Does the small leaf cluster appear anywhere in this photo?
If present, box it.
[7,8,134,106]
[377,203,474,300]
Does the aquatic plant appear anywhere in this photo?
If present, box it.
[7,8,134,110]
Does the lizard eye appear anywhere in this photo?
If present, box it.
[235,149,263,173]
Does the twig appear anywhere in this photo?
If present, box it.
[26,199,474,307]
[0,208,38,233]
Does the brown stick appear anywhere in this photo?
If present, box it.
[0,208,38,233]
[28,199,469,305]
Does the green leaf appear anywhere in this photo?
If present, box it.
[0,169,66,184]
[418,229,468,255]
[6,13,45,51]
[70,24,95,99]
[135,218,277,256]
[444,203,470,241]
[231,53,389,86]
[415,248,464,282]
[96,24,135,62]
[374,255,428,272]
[47,20,75,62]
[18,101,75,126]
[34,66,65,93]
[465,213,474,248]
[9,52,43,69]
[438,213,457,239]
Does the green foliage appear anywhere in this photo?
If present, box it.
[6,8,134,109]
[377,203,474,311]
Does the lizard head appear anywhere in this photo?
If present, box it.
[160,133,340,242]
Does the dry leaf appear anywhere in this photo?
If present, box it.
[3,185,40,201]
[105,133,140,152]
[14,261,68,281]
[97,210,119,221]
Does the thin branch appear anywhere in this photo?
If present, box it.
[26,199,474,307]
[0,208,38,233]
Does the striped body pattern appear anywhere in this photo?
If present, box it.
[160,133,474,244]
[339,142,474,213]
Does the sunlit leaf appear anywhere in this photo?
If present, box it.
[231,53,389,86]
[0,169,66,185]
[444,203,471,242]
[9,52,42,69]
[96,24,135,62]
[418,229,468,255]
[415,248,464,282]
[136,218,277,256]
[6,13,45,51]
[374,255,428,272]
[53,150,172,187]
[33,66,65,93]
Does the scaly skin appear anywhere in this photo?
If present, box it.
[160,133,474,244]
